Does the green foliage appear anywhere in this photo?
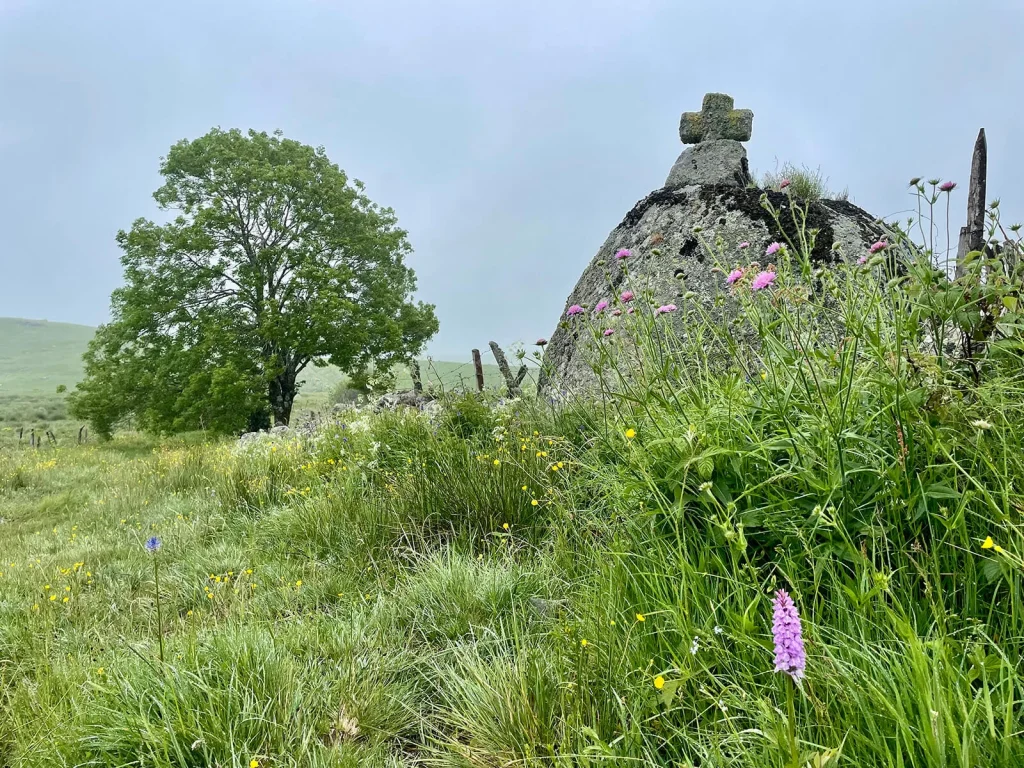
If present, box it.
[70,128,438,435]
[438,391,496,439]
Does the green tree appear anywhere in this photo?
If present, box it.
[71,128,437,435]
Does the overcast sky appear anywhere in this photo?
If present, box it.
[2,0,1022,359]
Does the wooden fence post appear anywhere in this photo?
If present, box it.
[488,341,528,397]
[471,349,485,392]
[410,360,423,392]
[956,128,987,279]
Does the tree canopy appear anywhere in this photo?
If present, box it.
[71,128,437,435]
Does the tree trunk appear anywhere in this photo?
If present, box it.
[269,367,297,426]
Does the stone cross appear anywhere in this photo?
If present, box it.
[680,93,753,144]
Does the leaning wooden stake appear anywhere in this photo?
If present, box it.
[956,128,987,279]
[489,341,528,397]
[410,360,423,392]
[471,349,485,392]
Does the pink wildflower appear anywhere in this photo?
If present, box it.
[751,271,777,291]
[857,255,868,266]
[780,178,791,190]
[615,248,632,260]
[611,309,622,316]
[594,300,609,314]
[869,240,888,254]
[603,328,614,337]
[765,242,782,256]
[772,590,806,681]
[939,181,957,192]
[656,304,678,314]
[535,338,548,346]
[620,290,634,303]
[566,305,584,317]
[726,268,744,285]
[738,242,750,249]
[627,307,635,314]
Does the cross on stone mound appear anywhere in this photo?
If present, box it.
[680,93,753,144]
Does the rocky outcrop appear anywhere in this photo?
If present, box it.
[539,94,884,395]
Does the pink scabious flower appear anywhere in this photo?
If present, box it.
[780,178,791,189]
[594,300,609,314]
[772,590,806,682]
[620,290,635,303]
[869,240,888,254]
[726,268,744,285]
[627,307,635,314]
[566,305,584,317]
[857,254,868,266]
[603,328,614,337]
[939,181,957,192]
[611,309,622,316]
[738,241,750,249]
[765,242,783,256]
[655,304,678,314]
[535,338,548,346]
[751,270,777,291]
[615,248,632,260]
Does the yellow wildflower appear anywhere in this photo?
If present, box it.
[982,536,995,549]
[625,428,636,439]
[636,613,645,622]
[654,675,665,690]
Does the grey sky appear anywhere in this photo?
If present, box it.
[2,0,1022,360]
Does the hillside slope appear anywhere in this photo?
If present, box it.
[0,318,96,396]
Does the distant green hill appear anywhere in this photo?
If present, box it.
[0,317,508,400]
[0,318,96,396]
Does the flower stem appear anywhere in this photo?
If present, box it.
[786,676,798,768]
[153,557,165,665]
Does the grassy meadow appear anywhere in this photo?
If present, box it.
[2,191,1024,766]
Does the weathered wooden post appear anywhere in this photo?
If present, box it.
[410,360,423,393]
[17,427,23,444]
[471,349,485,392]
[488,341,528,397]
[78,425,87,444]
[956,128,987,279]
